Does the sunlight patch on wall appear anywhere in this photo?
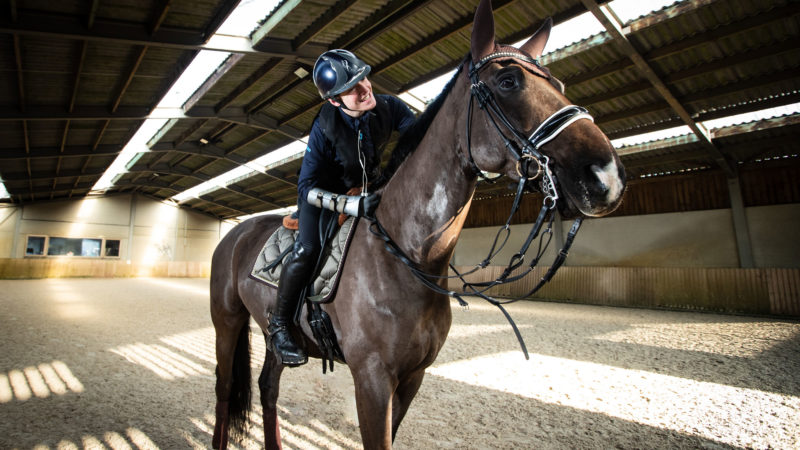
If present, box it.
[0,361,84,403]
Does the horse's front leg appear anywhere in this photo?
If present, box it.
[391,369,426,441]
[260,332,286,450]
[352,361,398,449]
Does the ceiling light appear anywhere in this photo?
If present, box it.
[294,67,309,78]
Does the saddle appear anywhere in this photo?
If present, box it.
[250,215,359,372]
[250,216,358,302]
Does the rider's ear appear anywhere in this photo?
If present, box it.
[471,0,496,63]
[328,98,341,108]
[520,17,552,59]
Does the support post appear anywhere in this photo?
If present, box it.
[727,176,755,268]
[553,212,565,251]
[127,193,137,263]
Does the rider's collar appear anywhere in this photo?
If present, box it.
[469,45,551,81]
[337,106,373,130]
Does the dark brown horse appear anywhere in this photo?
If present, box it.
[210,1,625,448]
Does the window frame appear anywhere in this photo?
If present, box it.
[24,235,122,259]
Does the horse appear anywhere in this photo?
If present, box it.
[209,0,626,448]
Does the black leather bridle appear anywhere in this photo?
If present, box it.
[368,51,595,358]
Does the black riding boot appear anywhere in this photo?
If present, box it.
[269,243,312,366]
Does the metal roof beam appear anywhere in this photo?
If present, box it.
[194,195,254,216]
[8,182,95,196]
[220,184,286,209]
[2,167,106,182]
[641,2,798,62]
[581,0,735,177]
[150,141,246,164]
[0,11,298,57]
[112,46,149,113]
[2,12,206,46]
[293,0,359,49]
[574,38,798,105]
[183,106,305,139]
[214,58,282,112]
[149,140,299,190]
[542,0,719,66]
[0,145,122,160]
[389,0,612,93]
[127,163,212,182]
[598,68,800,131]
[149,0,173,35]
[550,0,796,88]
[183,53,245,111]
[165,174,286,210]
[0,105,151,121]
[13,34,24,111]
[251,0,303,47]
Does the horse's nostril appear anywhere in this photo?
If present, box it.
[589,163,616,197]
[587,165,606,189]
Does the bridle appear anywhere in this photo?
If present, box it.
[368,51,595,358]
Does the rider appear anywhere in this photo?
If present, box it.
[269,49,416,366]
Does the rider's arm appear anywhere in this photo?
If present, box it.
[297,120,329,203]
[306,188,380,218]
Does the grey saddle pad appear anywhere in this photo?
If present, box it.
[250,217,357,302]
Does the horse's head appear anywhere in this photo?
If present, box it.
[465,0,625,217]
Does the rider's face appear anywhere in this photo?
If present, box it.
[330,78,376,117]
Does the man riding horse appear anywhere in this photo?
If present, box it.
[269,49,416,366]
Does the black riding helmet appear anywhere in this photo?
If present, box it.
[312,49,371,100]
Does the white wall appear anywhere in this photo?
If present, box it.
[1,194,225,264]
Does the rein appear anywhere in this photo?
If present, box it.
[368,52,594,359]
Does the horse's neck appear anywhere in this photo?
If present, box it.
[381,78,477,270]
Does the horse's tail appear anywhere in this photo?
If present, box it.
[228,321,252,442]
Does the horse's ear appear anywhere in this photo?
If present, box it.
[519,17,553,59]
[471,0,496,63]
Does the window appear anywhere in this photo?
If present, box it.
[25,236,121,258]
[105,240,120,257]
[47,237,102,257]
[26,236,46,256]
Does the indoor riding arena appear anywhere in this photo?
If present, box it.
[1,0,798,449]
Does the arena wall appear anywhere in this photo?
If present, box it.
[0,193,233,278]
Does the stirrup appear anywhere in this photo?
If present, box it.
[268,323,307,366]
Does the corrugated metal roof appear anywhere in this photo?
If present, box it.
[1,0,798,219]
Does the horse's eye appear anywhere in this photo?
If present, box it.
[498,75,518,91]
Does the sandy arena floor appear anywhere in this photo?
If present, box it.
[0,278,798,449]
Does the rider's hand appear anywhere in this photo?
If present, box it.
[359,192,381,218]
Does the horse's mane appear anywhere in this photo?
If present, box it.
[374,58,467,189]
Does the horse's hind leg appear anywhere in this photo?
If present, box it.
[259,332,286,450]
